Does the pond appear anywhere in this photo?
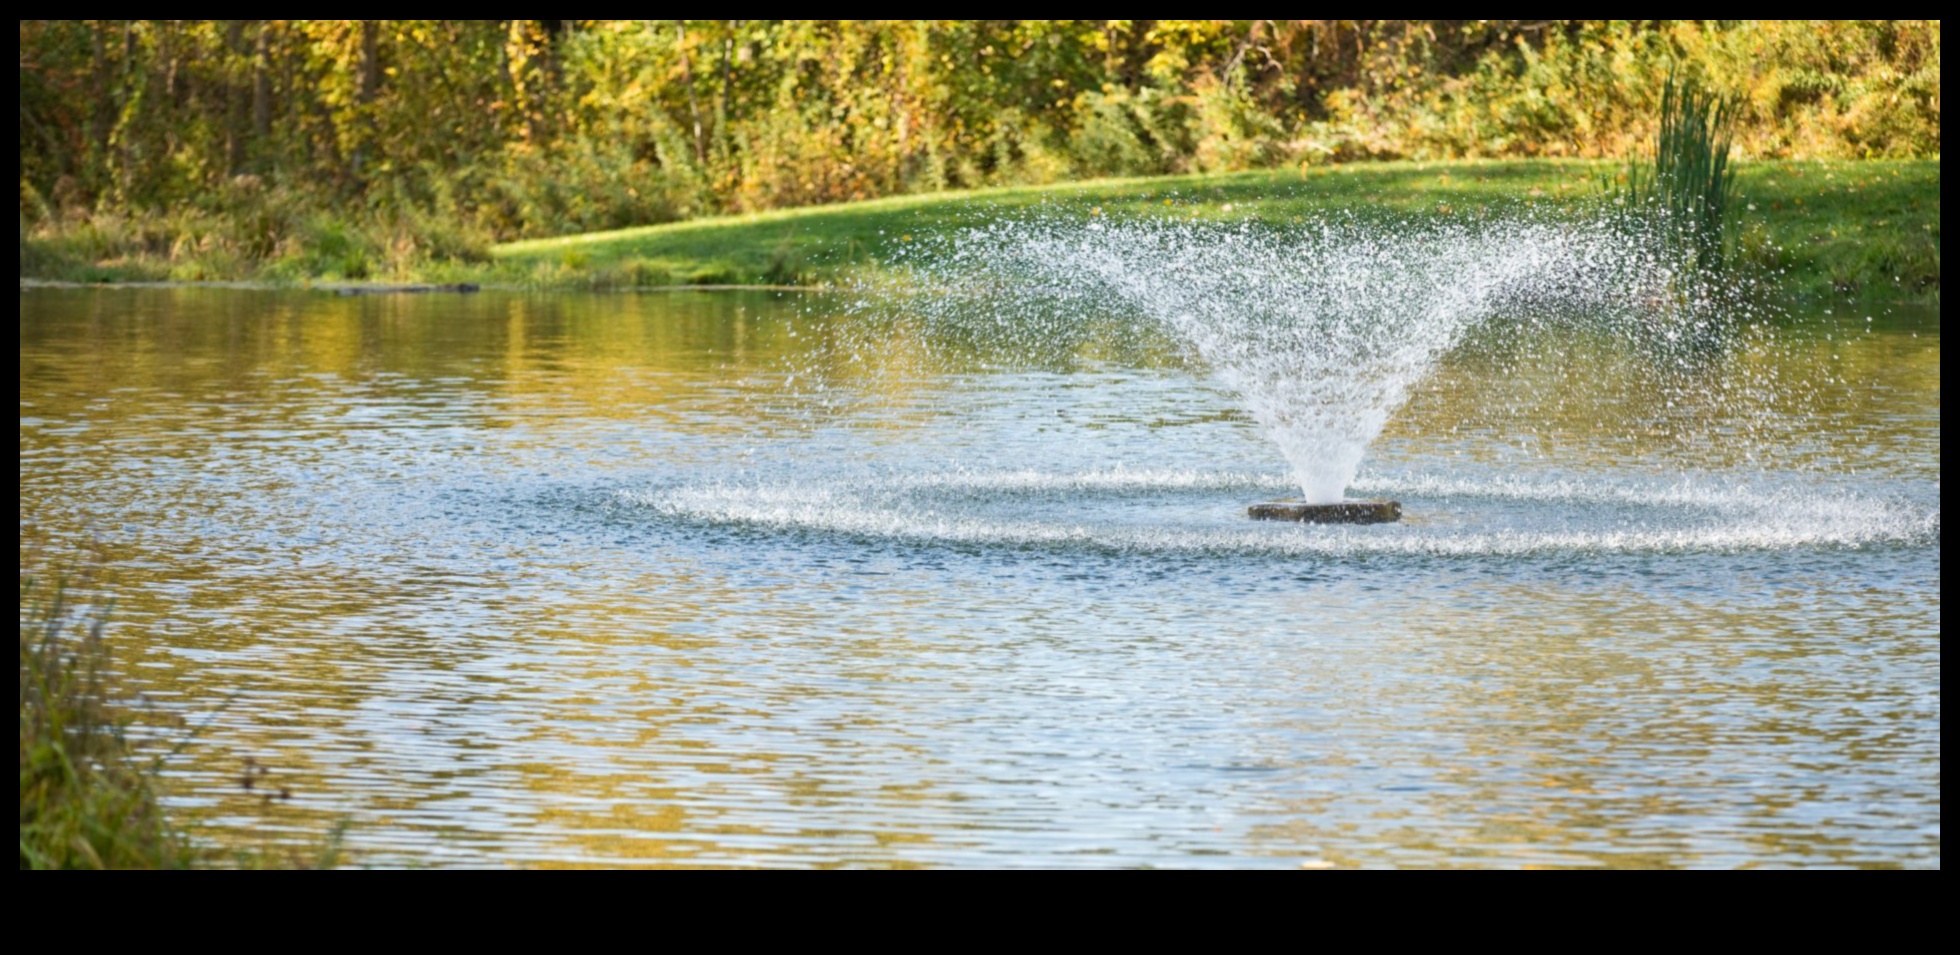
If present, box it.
[17,287,1940,868]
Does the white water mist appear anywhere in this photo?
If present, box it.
[895,215,1681,504]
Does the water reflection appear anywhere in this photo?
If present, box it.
[18,288,1941,867]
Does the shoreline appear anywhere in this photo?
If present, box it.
[19,278,830,294]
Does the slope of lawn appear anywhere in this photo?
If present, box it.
[490,158,1939,302]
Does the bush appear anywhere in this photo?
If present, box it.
[1068,86,1186,178]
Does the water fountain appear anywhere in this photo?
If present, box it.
[633,208,1933,562]
[19,243,1940,869]
[861,211,1696,527]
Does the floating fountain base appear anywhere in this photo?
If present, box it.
[1248,500,1402,524]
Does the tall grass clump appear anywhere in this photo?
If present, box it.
[21,570,350,870]
[19,574,191,869]
[1624,71,1741,274]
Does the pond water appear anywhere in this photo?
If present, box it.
[18,287,1940,868]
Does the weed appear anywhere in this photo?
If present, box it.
[19,570,190,869]
[20,568,349,869]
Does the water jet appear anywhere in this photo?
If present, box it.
[881,215,1683,513]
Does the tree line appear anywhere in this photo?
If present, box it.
[19,20,1940,241]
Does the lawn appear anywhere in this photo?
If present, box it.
[489,158,1940,302]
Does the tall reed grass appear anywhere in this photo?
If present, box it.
[1624,71,1741,274]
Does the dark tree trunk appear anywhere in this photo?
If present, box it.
[225,20,248,175]
[88,21,115,196]
[717,23,737,163]
[253,22,272,146]
[359,21,380,105]
[354,20,380,179]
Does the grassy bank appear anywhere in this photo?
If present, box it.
[22,159,1940,302]
[19,573,342,870]
[489,158,1940,301]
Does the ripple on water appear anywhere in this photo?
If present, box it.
[621,467,1938,559]
[19,288,1942,868]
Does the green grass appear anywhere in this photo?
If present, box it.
[486,159,1938,301]
[21,159,1938,302]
